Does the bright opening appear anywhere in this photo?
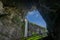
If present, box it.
[25,9,48,40]
[26,9,46,28]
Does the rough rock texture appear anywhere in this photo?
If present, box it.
[0,0,60,40]
[0,1,4,14]
[0,2,25,40]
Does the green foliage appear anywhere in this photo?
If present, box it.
[25,35,44,40]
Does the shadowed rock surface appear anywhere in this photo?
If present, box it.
[0,2,24,40]
[0,0,60,40]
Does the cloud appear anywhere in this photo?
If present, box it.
[28,10,35,15]
[28,12,33,15]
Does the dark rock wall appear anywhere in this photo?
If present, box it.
[0,0,60,40]
[36,0,60,40]
[0,2,25,40]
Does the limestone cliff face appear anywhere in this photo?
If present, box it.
[0,1,24,40]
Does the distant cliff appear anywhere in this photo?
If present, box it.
[28,22,47,36]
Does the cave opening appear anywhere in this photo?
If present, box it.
[24,9,48,40]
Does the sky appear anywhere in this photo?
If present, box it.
[26,9,46,28]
